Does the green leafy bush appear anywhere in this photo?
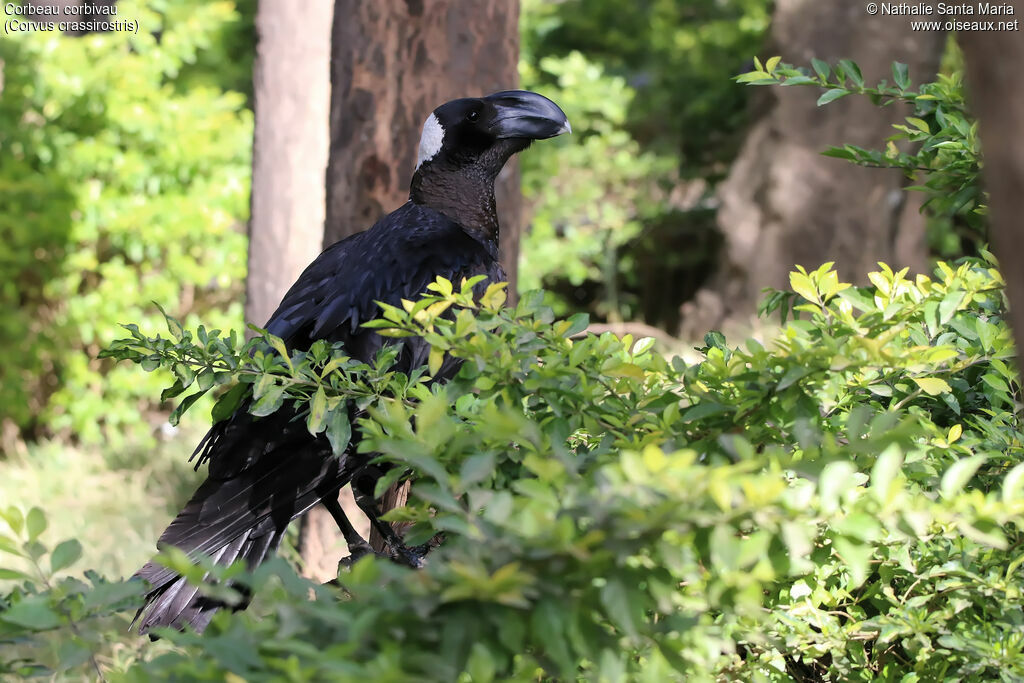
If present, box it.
[7,252,1019,680]
[0,506,149,679]
[0,0,252,444]
[736,55,983,260]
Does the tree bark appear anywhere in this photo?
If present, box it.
[307,0,520,564]
[245,0,340,580]
[959,20,1024,363]
[681,2,946,338]
[324,0,521,288]
[246,0,332,329]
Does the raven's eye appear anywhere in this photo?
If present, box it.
[466,110,480,122]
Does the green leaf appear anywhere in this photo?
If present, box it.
[0,568,32,581]
[0,596,61,630]
[947,423,963,444]
[820,461,857,511]
[938,290,964,324]
[169,390,208,426]
[941,456,986,499]
[680,401,732,422]
[789,271,819,302]
[428,346,444,377]
[906,117,930,134]
[211,382,248,423]
[157,303,184,340]
[777,366,813,391]
[871,445,903,502]
[459,452,496,489]
[632,336,655,356]
[867,383,893,397]
[703,330,728,351]
[197,369,217,391]
[982,372,1010,395]
[893,61,910,90]
[605,362,645,379]
[160,379,186,402]
[82,578,147,611]
[531,601,573,674]
[912,377,951,396]
[0,534,24,557]
[2,507,24,536]
[821,146,858,161]
[480,282,507,310]
[811,57,831,82]
[251,385,286,417]
[26,507,46,541]
[1003,463,1024,502]
[817,89,851,106]
[307,385,328,435]
[735,71,774,84]
[325,409,352,456]
[838,59,863,87]
[562,313,590,337]
[50,539,83,573]
[779,75,818,86]
[600,579,640,639]
[466,642,496,683]
[267,334,293,372]
[833,536,872,588]
[252,372,276,399]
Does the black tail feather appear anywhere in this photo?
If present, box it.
[132,413,356,634]
[133,527,281,635]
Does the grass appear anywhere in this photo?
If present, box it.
[0,424,205,583]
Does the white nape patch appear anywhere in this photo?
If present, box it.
[415,113,445,170]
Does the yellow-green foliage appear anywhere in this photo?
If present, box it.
[4,257,1020,680]
[0,1,252,444]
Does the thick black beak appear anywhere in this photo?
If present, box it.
[485,90,571,140]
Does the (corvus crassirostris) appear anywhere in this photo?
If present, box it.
[132,91,570,634]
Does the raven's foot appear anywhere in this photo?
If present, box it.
[336,534,441,572]
[335,540,426,570]
[384,541,428,569]
[336,539,375,570]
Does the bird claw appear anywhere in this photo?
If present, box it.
[386,542,427,569]
[336,540,375,569]
[336,538,432,571]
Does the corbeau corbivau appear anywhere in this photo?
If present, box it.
[133,90,571,634]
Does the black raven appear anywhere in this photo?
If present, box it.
[133,91,570,634]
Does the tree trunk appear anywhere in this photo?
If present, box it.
[680,2,946,338]
[304,0,520,564]
[246,0,332,328]
[324,0,522,287]
[959,22,1024,363]
[245,0,338,580]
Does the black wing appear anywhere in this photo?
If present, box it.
[136,202,505,629]
[264,201,504,370]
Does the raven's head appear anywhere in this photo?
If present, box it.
[413,90,570,176]
[410,91,569,234]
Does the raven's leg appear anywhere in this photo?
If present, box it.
[321,493,374,567]
[350,465,428,569]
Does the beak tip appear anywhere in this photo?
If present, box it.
[559,120,572,135]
